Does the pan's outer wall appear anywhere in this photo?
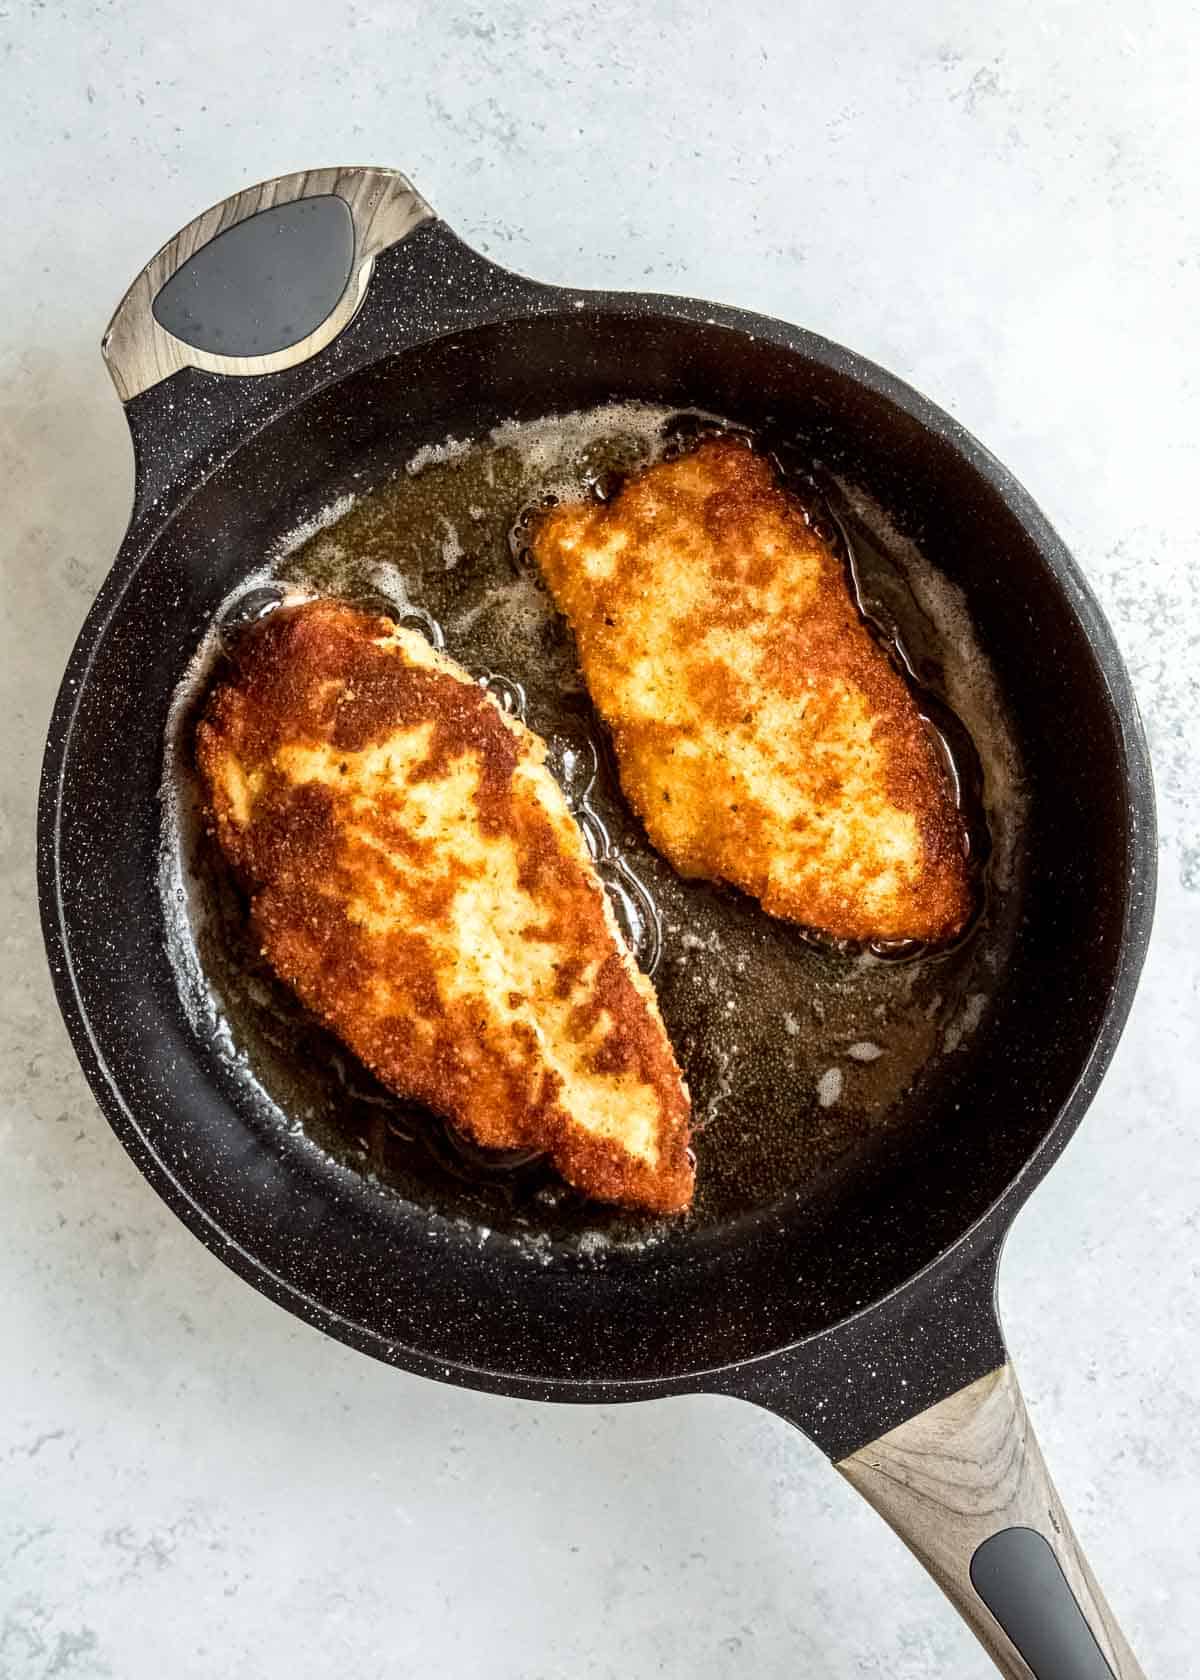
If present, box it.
[38,224,1156,1458]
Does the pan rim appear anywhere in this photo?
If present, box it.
[37,294,1158,1398]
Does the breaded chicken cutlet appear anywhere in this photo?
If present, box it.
[532,439,972,944]
[196,598,693,1214]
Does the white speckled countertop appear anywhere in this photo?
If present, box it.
[3,4,1197,1677]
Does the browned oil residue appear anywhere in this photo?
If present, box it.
[165,405,1025,1250]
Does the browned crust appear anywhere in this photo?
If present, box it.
[531,439,973,944]
[195,598,693,1214]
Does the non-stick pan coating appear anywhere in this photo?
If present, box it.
[40,233,1152,1402]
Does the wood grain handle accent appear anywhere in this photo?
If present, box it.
[102,166,434,401]
[839,1365,1144,1679]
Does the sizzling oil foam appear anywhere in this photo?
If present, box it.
[160,402,1026,1251]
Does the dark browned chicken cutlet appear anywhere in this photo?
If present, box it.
[196,598,693,1213]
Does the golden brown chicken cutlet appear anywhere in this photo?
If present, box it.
[195,598,693,1213]
[532,439,972,943]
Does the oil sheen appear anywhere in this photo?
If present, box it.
[161,403,1026,1252]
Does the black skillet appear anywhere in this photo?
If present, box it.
[39,168,1156,1679]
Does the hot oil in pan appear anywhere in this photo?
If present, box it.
[164,403,1025,1250]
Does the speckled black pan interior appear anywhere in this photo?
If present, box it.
[39,220,1155,1458]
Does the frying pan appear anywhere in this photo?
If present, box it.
[38,167,1156,1679]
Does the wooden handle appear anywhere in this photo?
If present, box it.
[102,166,433,400]
[838,1364,1144,1679]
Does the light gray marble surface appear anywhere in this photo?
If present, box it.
[2,4,1197,1676]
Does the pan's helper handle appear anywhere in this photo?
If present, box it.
[102,167,434,401]
[838,1363,1144,1679]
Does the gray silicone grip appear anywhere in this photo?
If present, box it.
[151,194,354,358]
[971,1528,1117,1680]
[102,167,433,400]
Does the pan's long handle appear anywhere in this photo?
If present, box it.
[102,166,434,401]
[838,1363,1144,1679]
